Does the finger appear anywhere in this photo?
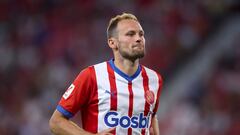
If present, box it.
[97,133,113,135]
[149,127,154,135]
[98,128,115,135]
[102,127,115,133]
[105,133,113,135]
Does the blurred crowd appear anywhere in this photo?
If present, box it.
[0,0,239,135]
[159,42,240,135]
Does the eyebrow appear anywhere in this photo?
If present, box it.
[126,29,144,34]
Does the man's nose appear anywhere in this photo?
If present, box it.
[136,35,142,43]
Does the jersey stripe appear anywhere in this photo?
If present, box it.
[152,72,162,115]
[87,66,98,132]
[132,75,145,134]
[94,63,111,132]
[128,82,133,135]
[115,72,129,134]
[144,67,160,130]
[107,62,118,134]
[141,67,150,135]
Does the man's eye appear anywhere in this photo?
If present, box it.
[139,31,144,36]
[127,33,134,36]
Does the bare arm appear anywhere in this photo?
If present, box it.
[49,110,93,135]
[151,115,160,135]
[49,110,114,135]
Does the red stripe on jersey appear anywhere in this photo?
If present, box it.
[81,66,99,133]
[107,62,117,134]
[141,66,150,135]
[128,82,133,135]
[152,72,163,115]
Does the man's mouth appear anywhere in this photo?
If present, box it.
[133,44,143,48]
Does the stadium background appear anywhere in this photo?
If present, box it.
[0,0,239,135]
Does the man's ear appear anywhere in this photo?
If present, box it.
[108,37,117,49]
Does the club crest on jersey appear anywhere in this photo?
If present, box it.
[145,90,155,105]
[63,84,75,99]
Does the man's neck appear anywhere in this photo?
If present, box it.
[113,58,139,76]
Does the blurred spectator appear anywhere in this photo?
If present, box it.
[159,43,240,135]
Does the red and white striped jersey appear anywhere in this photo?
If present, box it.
[57,59,163,135]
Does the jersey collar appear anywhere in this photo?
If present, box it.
[109,59,142,82]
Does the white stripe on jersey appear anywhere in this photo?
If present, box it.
[94,62,111,132]
[115,73,129,135]
[132,75,146,134]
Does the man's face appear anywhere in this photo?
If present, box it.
[115,19,145,61]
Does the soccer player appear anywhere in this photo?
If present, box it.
[49,13,163,135]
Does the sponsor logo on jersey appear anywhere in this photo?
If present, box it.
[63,84,75,99]
[104,111,150,129]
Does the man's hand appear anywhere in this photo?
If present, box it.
[96,128,115,135]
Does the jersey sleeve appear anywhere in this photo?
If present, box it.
[152,72,163,116]
[57,67,93,118]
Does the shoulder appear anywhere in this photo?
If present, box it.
[141,65,163,83]
[77,61,108,79]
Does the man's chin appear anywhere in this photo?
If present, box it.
[135,51,145,58]
[131,53,145,60]
[120,50,145,61]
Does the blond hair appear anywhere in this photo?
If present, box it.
[107,13,139,39]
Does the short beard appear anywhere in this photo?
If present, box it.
[119,49,145,62]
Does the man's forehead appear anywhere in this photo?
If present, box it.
[117,19,143,32]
